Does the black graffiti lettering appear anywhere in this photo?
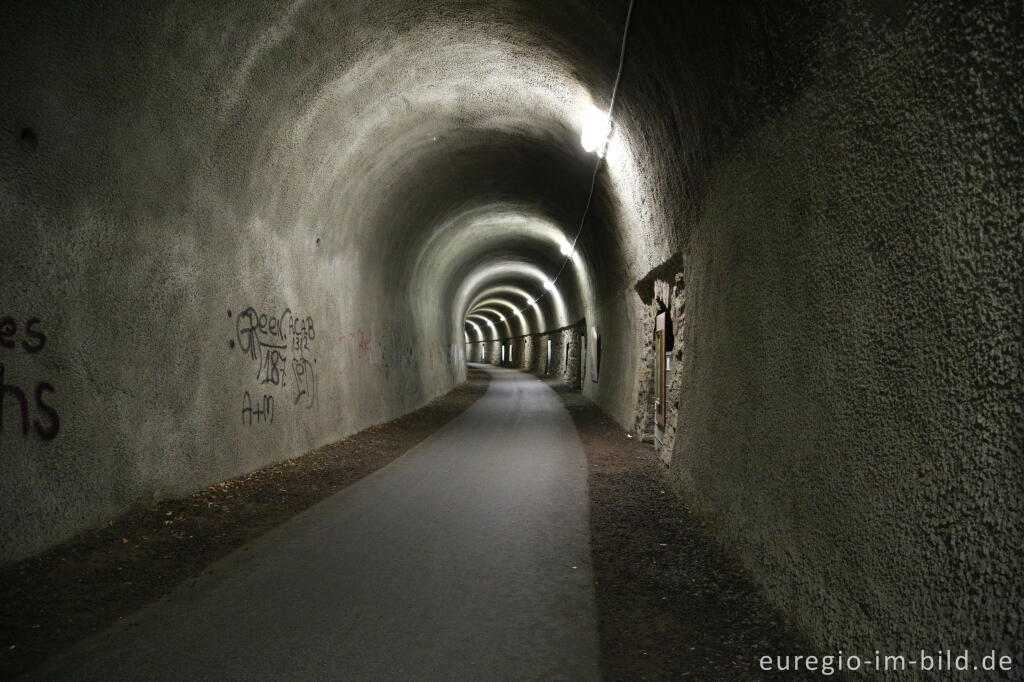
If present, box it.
[33,382,59,440]
[242,391,274,426]
[252,394,266,422]
[287,314,315,359]
[0,365,30,435]
[259,348,287,386]
[22,318,46,354]
[0,316,60,441]
[292,357,316,408]
[0,317,15,349]
[236,308,288,356]
[235,308,261,359]
[1,315,47,354]
[234,304,317,412]
[236,308,257,358]
[279,308,293,342]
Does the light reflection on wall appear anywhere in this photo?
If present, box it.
[454,261,567,336]
[472,306,516,337]
[468,297,529,336]
[466,313,500,341]
[468,285,544,335]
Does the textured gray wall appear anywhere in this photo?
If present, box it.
[633,272,686,462]
[614,0,1022,668]
[472,321,584,387]
[1,0,1020,670]
[0,0,625,563]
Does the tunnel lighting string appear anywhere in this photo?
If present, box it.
[517,0,636,317]
[468,0,636,328]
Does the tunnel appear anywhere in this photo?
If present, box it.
[1,0,1021,679]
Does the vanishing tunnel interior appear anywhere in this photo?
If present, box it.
[1,0,1021,676]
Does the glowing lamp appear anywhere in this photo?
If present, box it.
[581,105,610,156]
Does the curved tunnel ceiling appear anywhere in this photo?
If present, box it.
[224,0,647,353]
[4,0,1020,658]
[0,0,676,562]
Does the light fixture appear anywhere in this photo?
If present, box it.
[559,239,573,257]
[543,280,554,291]
[581,104,611,156]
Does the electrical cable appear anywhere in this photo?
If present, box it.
[520,0,636,313]
[466,0,637,326]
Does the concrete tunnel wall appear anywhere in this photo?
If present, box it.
[620,0,1023,662]
[0,0,630,564]
[1,0,1021,668]
[467,320,585,387]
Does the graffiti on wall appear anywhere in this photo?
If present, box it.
[230,307,317,425]
[338,329,373,359]
[0,315,59,440]
[423,341,463,375]
[241,391,274,426]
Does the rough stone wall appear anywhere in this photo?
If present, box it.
[632,309,657,442]
[619,0,1023,669]
[467,341,500,366]
[658,274,686,466]
[485,340,502,366]
[561,327,583,389]
[524,331,571,379]
[532,335,547,375]
[548,324,584,386]
[522,335,540,374]
[484,321,584,385]
[632,271,686,460]
[554,326,582,388]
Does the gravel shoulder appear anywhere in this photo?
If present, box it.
[550,380,817,681]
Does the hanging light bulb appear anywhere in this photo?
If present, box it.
[581,105,611,156]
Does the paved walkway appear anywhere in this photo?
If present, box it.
[30,365,599,681]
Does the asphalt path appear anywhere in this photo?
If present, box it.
[28,364,599,681]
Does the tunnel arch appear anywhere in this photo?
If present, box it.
[469,298,529,337]
[0,0,651,571]
[5,3,1019,670]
